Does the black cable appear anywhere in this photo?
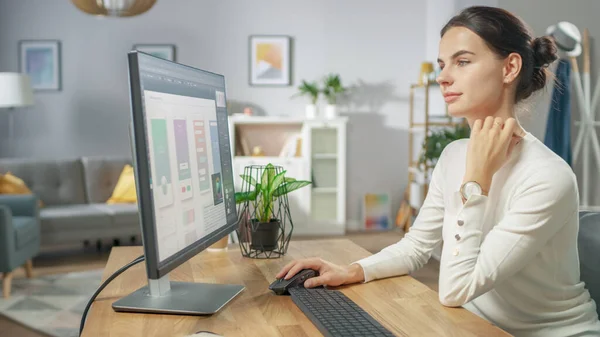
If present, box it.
[79,254,145,336]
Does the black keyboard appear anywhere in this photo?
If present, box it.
[289,287,396,337]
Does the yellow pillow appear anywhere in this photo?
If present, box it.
[107,165,138,204]
[0,172,45,208]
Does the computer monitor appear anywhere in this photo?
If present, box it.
[112,51,244,315]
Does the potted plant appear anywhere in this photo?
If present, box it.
[292,80,320,119]
[322,73,346,119]
[418,122,470,171]
[235,164,311,251]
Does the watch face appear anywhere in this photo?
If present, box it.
[463,182,482,199]
[465,181,481,197]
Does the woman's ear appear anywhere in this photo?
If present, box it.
[503,53,522,84]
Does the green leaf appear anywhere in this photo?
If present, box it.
[267,164,276,188]
[269,170,287,195]
[291,80,320,104]
[235,183,262,204]
[240,174,257,187]
[273,180,312,197]
[234,192,246,204]
[322,73,346,104]
[260,164,271,193]
[259,163,276,195]
[284,177,296,183]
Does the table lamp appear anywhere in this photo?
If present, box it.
[0,73,34,156]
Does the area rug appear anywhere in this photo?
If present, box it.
[0,269,103,337]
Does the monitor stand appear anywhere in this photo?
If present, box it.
[112,274,245,315]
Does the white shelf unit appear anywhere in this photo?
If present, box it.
[228,115,347,236]
[303,118,347,234]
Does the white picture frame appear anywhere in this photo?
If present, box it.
[19,40,61,91]
[249,35,291,86]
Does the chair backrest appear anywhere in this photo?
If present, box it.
[578,211,600,317]
[0,158,87,206]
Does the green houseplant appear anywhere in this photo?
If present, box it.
[322,73,346,119]
[235,163,311,251]
[292,80,320,119]
[418,122,470,170]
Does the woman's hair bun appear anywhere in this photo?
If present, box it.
[529,36,558,95]
[532,36,558,69]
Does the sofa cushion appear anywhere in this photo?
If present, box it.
[0,158,86,206]
[92,203,139,228]
[40,205,112,232]
[81,157,132,204]
[12,216,39,250]
[578,211,600,317]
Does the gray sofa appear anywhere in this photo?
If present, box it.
[0,157,140,249]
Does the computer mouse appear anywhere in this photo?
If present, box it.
[269,269,319,295]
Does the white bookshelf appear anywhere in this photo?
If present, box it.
[228,115,347,235]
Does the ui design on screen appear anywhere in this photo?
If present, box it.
[144,88,231,263]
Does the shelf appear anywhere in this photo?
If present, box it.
[229,115,305,125]
[229,116,347,234]
[233,156,304,161]
[408,166,421,174]
[312,187,337,193]
[410,82,440,89]
[313,153,337,159]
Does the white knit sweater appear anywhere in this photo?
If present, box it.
[354,132,600,336]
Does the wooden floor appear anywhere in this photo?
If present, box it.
[0,229,440,337]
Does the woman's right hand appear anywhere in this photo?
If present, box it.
[275,258,365,288]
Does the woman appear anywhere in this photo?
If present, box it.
[276,6,600,336]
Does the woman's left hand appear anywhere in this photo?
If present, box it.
[463,116,522,195]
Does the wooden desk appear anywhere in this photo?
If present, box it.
[82,239,511,337]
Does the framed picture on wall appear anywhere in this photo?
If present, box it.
[133,44,176,62]
[249,35,291,86]
[362,193,392,231]
[19,40,61,91]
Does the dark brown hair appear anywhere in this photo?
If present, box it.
[441,6,558,102]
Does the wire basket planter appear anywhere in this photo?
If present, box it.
[235,164,311,259]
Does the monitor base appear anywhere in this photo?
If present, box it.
[112,281,245,315]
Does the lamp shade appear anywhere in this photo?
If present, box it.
[0,73,34,108]
[71,0,156,17]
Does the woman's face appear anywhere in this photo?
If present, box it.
[436,27,508,119]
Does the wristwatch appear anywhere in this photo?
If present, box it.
[460,181,483,202]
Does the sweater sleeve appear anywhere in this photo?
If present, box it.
[351,144,450,282]
[438,165,578,307]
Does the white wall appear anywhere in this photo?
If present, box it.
[3,0,596,223]
[0,0,426,224]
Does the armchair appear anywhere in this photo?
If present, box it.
[578,211,600,317]
[0,194,41,298]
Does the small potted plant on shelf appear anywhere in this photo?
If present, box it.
[322,73,346,119]
[235,163,311,253]
[292,80,320,119]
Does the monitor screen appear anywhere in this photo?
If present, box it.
[128,52,237,270]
